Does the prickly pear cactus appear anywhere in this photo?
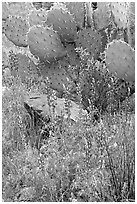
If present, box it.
[59,43,81,69]
[110,2,129,29]
[2,2,135,117]
[2,2,9,20]
[3,2,33,18]
[5,16,29,47]
[105,40,135,82]
[28,8,47,27]
[15,53,39,82]
[64,2,85,29]
[93,2,112,30]
[37,62,76,94]
[58,43,81,82]
[27,25,67,63]
[76,28,102,60]
[127,2,135,48]
[46,7,77,43]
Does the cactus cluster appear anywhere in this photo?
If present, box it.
[2,2,135,115]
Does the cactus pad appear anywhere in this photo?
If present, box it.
[46,7,77,43]
[59,44,81,82]
[2,2,9,20]
[15,53,39,82]
[93,2,112,30]
[65,2,85,29]
[110,2,129,29]
[105,40,135,81]
[5,16,29,47]
[4,2,33,18]
[28,9,47,27]
[76,28,102,60]
[27,25,67,63]
[37,62,76,94]
[59,43,80,69]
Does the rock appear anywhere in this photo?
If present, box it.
[24,93,87,122]
[23,93,87,149]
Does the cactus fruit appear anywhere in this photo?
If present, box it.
[27,25,67,63]
[28,9,47,27]
[93,2,112,30]
[5,16,29,47]
[76,28,102,60]
[37,62,76,94]
[110,2,129,29]
[64,2,86,29]
[46,7,77,43]
[105,40,135,82]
